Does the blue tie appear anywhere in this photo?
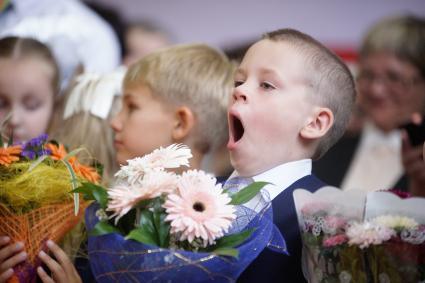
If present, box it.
[223,176,254,195]
[223,176,263,233]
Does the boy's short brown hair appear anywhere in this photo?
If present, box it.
[263,29,356,159]
[124,44,235,154]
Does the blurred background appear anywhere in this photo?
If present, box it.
[84,0,425,62]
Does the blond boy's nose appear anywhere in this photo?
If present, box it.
[110,115,121,131]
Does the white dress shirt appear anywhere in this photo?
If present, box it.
[229,159,312,211]
[0,0,121,89]
[341,122,403,192]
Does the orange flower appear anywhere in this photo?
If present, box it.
[73,163,101,184]
[45,143,100,183]
[0,145,22,166]
[45,143,68,160]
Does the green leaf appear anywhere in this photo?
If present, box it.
[151,199,170,248]
[230,182,270,205]
[140,210,155,233]
[214,228,255,249]
[89,221,121,236]
[212,248,239,258]
[61,158,80,215]
[72,182,108,209]
[134,209,159,246]
[126,227,158,246]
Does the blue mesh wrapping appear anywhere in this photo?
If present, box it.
[85,203,286,282]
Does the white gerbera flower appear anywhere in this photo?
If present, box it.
[115,144,192,185]
[163,170,236,247]
[107,170,178,223]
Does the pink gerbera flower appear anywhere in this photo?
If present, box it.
[163,170,236,247]
[107,170,178,223]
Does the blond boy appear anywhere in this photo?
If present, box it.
[111,44,234,173]
[227,29,355,282]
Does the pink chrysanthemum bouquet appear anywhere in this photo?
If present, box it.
[294,187,425,283]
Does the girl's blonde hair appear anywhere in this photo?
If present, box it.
[51,70,125,184]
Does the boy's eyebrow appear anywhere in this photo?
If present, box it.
[235,67,281,78]
[122,93,135,102]
[258,67,280,78]
[234,68,246,77]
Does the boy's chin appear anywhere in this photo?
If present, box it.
[115,153,129,166]
[229,152,263,177]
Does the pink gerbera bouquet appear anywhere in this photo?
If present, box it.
[78,144,285,282]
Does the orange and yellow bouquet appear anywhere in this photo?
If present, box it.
[0,133,100,283]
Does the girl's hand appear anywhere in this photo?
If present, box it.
[0,236,27,283]
[37,240,81,283]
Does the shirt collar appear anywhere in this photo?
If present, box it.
[232,159,312,200]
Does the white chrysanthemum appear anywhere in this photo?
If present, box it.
[163,170,236,247]
[107,170,178,223]
[372,215,418,230]
[115,144,192,185]
[346,221,395,249]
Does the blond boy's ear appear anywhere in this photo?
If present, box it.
[172,106,195,141]
[300,107,334,140]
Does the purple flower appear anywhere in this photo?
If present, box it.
[21,150,36,160]
[20,134,50,160]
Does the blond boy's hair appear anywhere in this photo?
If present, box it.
[263,29,356,159]
[124,44,235,154]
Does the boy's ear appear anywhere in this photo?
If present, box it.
[172,106,195,141]
[300,107,334,140]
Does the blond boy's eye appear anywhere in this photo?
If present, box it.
[126,102,137,112]
[234,81,244,88]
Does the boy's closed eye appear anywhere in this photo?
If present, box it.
[260,82,276,90]
[234,80,244,88]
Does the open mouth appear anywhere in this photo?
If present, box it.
[230,114,245,143]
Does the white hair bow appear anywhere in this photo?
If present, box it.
[63,67,126,120]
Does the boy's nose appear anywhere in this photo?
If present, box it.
[233,88,248,102]
[110,114,122,132]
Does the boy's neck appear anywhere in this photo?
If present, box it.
[188,149,203,171]
[173,148,204,173]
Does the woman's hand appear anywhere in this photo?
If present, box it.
[0,236,27,283]
[37,240,81,283]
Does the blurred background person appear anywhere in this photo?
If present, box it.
[122,20,172,67]
[0,36,59,143]
[313,15,425,195]
[0,0,121,90]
